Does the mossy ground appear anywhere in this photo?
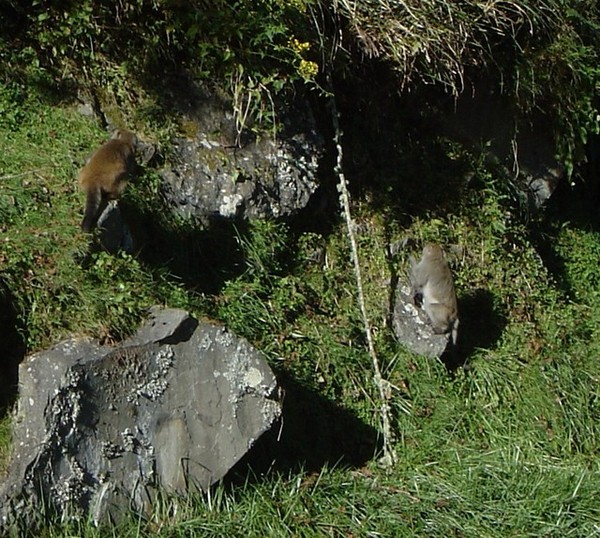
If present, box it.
[1,87,599,536]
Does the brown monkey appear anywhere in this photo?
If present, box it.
[78,129,137,232]
[410,243,459,344]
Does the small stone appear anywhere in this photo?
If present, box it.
[391,282,451,358]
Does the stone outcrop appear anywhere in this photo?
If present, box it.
[159,85,323,221]
[95,201,134,254]
[392,282,453,358]
[0,308,282,529]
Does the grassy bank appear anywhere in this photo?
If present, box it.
[1,0,600,535]
[0,82,599,535]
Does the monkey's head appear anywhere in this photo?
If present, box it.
[422,243,444,259]
[111,129,138,148]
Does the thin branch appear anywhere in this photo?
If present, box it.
[327,72,396,467]
[0,170,47,181]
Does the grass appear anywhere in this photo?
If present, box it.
[1,86,600,537]
[0,92,202,351]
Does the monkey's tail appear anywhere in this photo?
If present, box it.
[81,187,102,232]
[451,318,459,346]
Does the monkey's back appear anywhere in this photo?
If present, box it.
[411,243,459,340]
[78,138,134,191]
[420,257,457,315]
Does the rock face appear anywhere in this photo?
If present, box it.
[392,282,452,358]
[159,85,323,221]
[441,84,564,207]
[0,308,282,529]
[95,201,135,254]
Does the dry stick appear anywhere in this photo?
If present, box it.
[327,81,396,467]
[0,169,47,181]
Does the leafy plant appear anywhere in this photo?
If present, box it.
[0,0,321,136]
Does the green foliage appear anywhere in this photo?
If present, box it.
[0,91,201,349]
[554,227,600,304]
[0,83,28,130]
[235,220,290,280]
[2,0,598,163]
[512,6,600,175]
[0,0,320,135]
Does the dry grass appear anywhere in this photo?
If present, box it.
[331,0,561,92]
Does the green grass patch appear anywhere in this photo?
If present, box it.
[0,90,203,350]
[1,84,600,537]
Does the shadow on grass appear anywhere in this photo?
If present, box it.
[227,372,381,484]
[442,288,507,371]
[119,187,341,296]
[531,151,600,299]
[114,199,249,295]
[145,219,245,295]
[0,282,25,416]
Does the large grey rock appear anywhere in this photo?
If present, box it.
[159,85,323,221]
[0,308,281,529]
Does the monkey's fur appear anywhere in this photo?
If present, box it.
[78,129,137,232]
[410,243,459,344]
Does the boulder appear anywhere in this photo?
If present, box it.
[0,308,282,529]
[159,85,323,221]
[95,201,135,254]
[392,282,452,358]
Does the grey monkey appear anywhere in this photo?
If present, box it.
[411,243,459,344]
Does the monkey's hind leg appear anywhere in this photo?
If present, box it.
[424,303,453,336]
[81,186,106,232]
